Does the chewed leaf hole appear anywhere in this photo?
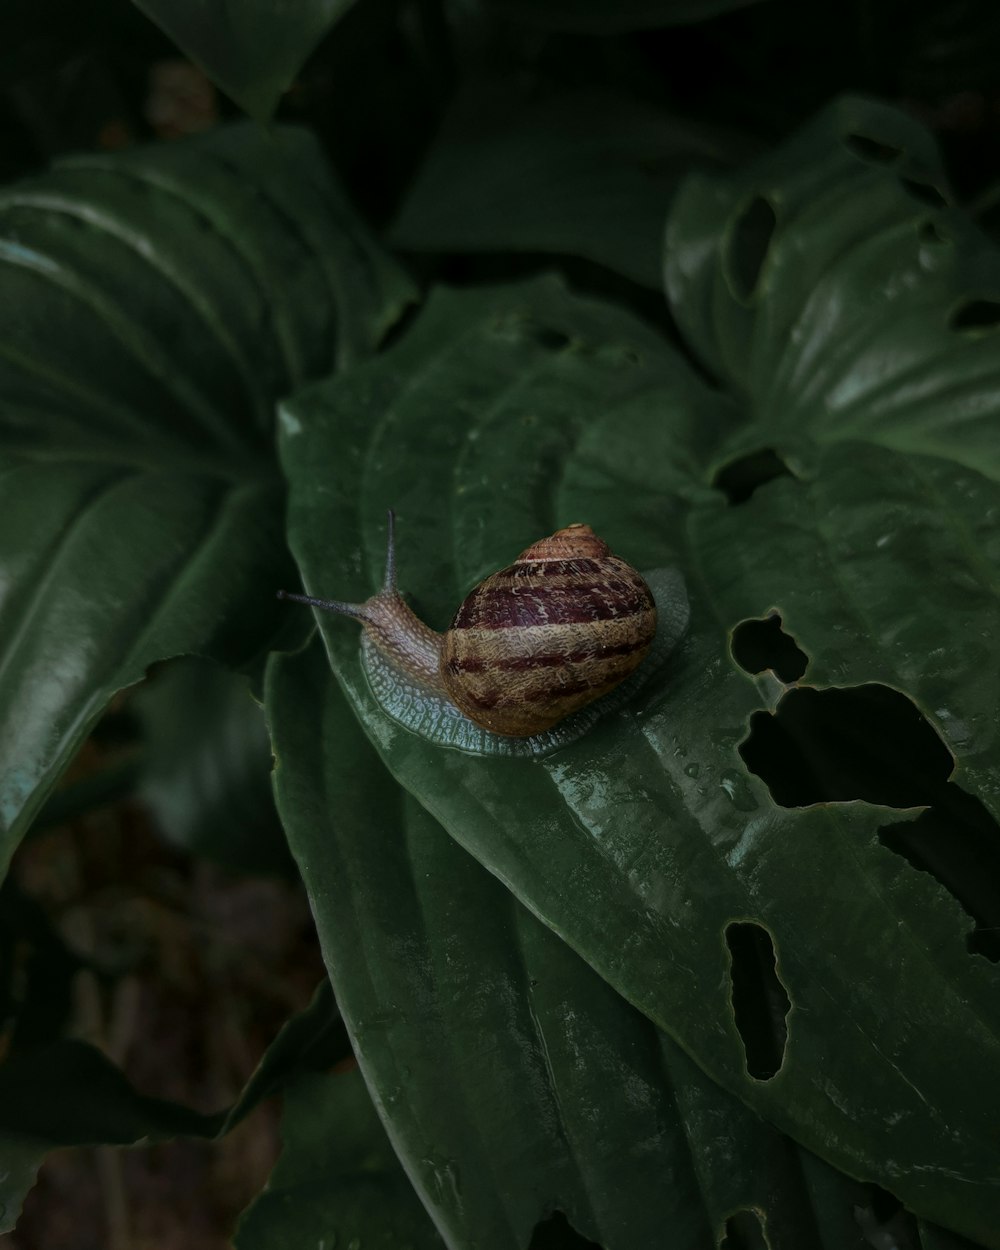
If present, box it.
[899,176,948,209]
[949,298,1000,332]
[725,195,777,301]
[730,615,808,683]
[713,448,792,505]
[720,1208,769,1250]
[844,132,903,164]
[739,683,953,808]
[528,1210,602,1249]
[741,684,1000,961]
[880,788,1000,962]
[726,922,790,1081]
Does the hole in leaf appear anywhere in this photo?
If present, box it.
[741,684,1000,961]
[899,176,948,209]
[739,683,953,808]
[949,298,1000,332]
[844,133,903,164]
[880,788,1000,962]
[528,1211,603,1249]
[713,449,792,505]
[730,615,808,683]
[726,195,777,301]
[720,1209,769,1250]
[726,922,790,1081]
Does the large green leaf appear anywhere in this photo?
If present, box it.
[391,85,746,288]
[130,0,358,120]
[0,121,413,870]
[267,640,976,1250]
[276,96,1000,1242]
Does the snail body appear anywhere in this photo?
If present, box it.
[279,515,688,758]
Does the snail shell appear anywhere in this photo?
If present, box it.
[278,515,689,758]
[440,525,658,736]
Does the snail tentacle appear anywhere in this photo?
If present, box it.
[275,589,369,620]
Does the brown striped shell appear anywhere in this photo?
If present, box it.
[440,523,657,736]
[277,515,663,746]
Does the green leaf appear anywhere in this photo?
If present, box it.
[0,122,412,869]
[479,0,770,33]
[266,640,978,1250]
[391,85,747,288]
[132,656,293,876]
[236,1066,445,1250]
[130,0,359,120]
[276,163,1000,1245]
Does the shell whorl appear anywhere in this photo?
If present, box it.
[516,522,610,563]
[440,523,657,737]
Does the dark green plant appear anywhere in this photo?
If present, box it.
[1,2,999,1247]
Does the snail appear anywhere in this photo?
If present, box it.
[278,513,689,758]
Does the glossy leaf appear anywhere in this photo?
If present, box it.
[236,1066,445,1250]
[391,85,746,288]
[277,97,1000,1242]
[0,122,412,868]
[130,0,358,120]
[267,641,978,1250]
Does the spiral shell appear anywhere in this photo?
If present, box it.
[279,515,688,758]
[440,523,658,736]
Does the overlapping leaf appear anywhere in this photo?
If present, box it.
[277,97,1000,1244]
[0,121,413,869]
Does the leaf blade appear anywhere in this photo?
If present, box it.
[277,251,1000,1243]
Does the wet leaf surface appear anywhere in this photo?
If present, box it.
[277,98,1000,1244]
